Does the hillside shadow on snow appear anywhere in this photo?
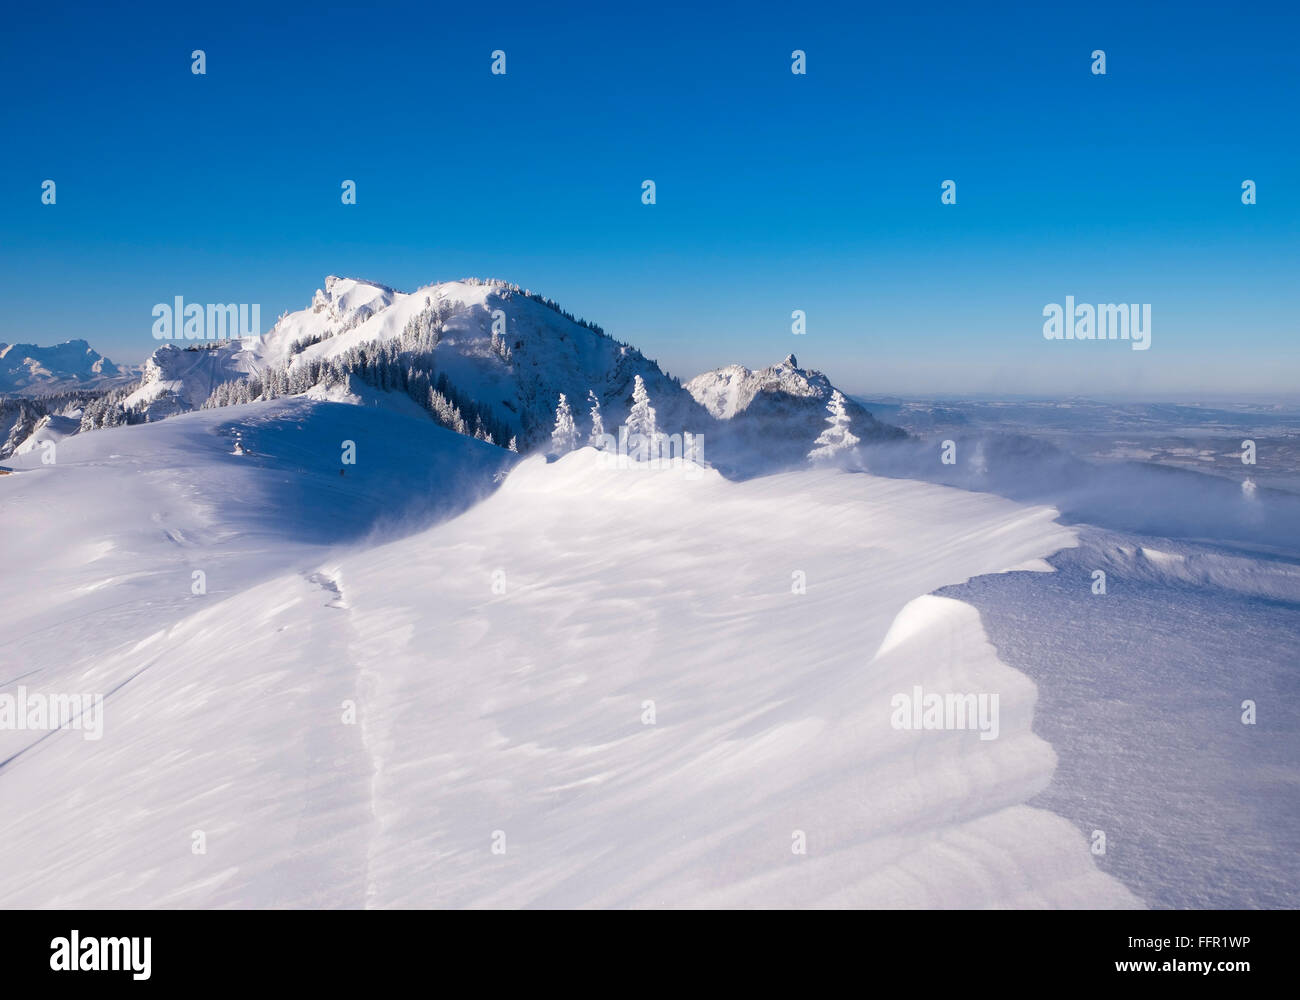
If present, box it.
[198,397,517,548]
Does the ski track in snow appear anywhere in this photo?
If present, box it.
[304,565,390,908]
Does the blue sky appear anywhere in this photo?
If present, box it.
[2,0,1296,397]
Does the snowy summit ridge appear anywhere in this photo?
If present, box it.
[686,352,815,420]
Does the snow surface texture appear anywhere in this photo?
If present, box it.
[940,530,1300,908]
[0,411,1136,908]
[4,302,1292,908]
[848,406,1300,907]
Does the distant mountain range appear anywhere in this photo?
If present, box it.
[0,339,131,394]
[1,276,903,470]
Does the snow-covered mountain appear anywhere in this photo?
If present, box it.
[276,276,711,446]
[128,275,711,449]
[686,354,905,473]
[6,280,906,472]
[0,339,125,394]
[123,342,257,420]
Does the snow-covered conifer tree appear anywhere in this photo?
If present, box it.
[551,394,578,454]
[626,375,656,442]
[587,389,605,447]
[808,390,860,461]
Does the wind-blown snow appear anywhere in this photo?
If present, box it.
[0,413,1135,908]
[939,528,1300,908]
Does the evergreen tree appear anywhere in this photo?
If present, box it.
[808,390,860,461]
[587,389,605,448]
[627,375,656,443]
[551,394,578,454]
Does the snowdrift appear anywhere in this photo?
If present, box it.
[0,431,1136,908]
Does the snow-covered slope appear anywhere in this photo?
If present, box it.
[687,354,904,473]
[1,394,99,460]
[0,411,1135,908]
[0,339,124,394]
[10,413,80,456]
[0,392,514,730]
[0,400,44,458]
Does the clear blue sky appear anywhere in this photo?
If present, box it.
[2,0,1296,396]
